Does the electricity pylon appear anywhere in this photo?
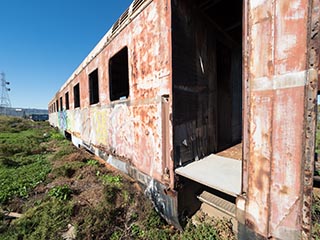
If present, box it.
[0,72,11,115]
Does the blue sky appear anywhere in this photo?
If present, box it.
[0,0,133,109]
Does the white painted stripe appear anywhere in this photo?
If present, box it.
[252,70,307,91]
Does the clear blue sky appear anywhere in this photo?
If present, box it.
[0,0,133,109]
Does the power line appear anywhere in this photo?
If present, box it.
[0,72,12,115]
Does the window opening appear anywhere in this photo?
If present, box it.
[74,83,80,108]
[109,47,129,101]
[56,100,59,112]
[89,69,99,105]
[60,97,63,111]
[65,92,70,110]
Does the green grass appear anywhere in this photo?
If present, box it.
[0,198,73,240]
[0,116,236,240]
[50,132,65,141]
[0,156,50,203]
[0,117,53,203]
[0,131,46,157]
[0,117,75,240]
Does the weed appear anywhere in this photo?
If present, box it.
[180,220,219,240]
[110,229,123,240]
[138,208,172,240]
[100,174,122,188]
[50,132,65,141]
[143,208,166,228]
[49,185,72,201]
[175,215,235,240]
[86,159,98,166]
[130,223,145,238]
[130,212,138,221]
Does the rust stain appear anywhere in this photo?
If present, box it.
[279,186,288,194]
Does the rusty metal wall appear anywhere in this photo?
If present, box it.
[243,0,318,239]
[48,0,174,188]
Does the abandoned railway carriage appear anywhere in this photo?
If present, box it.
[49,0,320,239]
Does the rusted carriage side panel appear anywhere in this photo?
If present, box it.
[49,0,174,187]
[50,0,179,226]
[244,0,318,239]
[48,0,178,226]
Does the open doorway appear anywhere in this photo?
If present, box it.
[172,0,243,223]
[172,0,243,167]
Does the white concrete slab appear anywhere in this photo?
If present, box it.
[175,154,242,197]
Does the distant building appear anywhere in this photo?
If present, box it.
[30,114,49,121]
[0,107,48,119]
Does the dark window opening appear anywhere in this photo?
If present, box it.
[109,47,129,101]
[89,69,99,105]
[60,97,63,111]
[56,100,59,112]
[74,83,80,108]
[65,92,70,110]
